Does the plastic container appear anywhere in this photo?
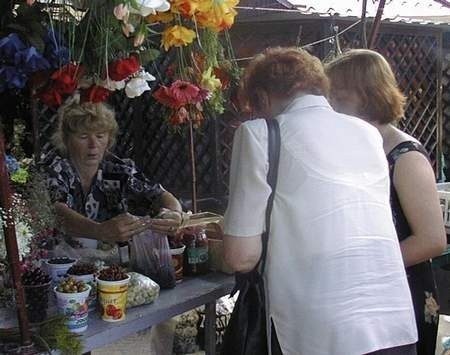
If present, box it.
[24,281,51,323]
[45,258,76,285]
[97,274,130,322]
[170,245,186,282]
[68,273,97,311]
[54,285,91,333]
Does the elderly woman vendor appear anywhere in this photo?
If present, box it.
[44,101,182,247]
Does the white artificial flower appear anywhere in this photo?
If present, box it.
[99,78,126,91]
[129,0,171,17]
[125,77,151,98]
[0,217,32,261]
[137,70,156,82]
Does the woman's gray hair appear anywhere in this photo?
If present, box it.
[52,97,119,156]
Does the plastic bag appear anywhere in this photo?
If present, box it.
[129,230,176,289]
[126,272,160,308]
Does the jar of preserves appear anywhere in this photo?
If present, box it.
[183,228,209,276]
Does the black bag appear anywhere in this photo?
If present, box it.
[221,118,281,355]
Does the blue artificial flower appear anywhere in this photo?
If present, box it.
[14,46,50,73]
[0,66,28,92]
[44,29,70,68]
[0,33,26,62]
[45,45,70,68]
[5,154,20,174]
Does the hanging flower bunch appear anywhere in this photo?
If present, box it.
[146,0,240,128]
[0,30,69,93]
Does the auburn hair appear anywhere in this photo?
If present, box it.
[239,46,330,116]
[325,49,406,124]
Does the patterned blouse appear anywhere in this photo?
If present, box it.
[44,152,165,222]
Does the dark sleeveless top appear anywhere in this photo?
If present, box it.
[387,141,438,355]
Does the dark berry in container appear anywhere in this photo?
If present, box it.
[21,267,52,323]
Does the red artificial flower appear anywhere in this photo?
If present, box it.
[169,80,201,106]
[153,85,179,108]
[81,85,112,103]
[51,63,83,95]
[35,86,63,108]
[108,54,140,81]
[213,67,230,89]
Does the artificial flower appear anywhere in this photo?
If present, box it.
[125,77,151,98]
[108,55,140,81]
[0,33,26,61]
[213,66,231,89]
[170,0,200,17]
[51,63,83,95]
[35,86,63,108]
[26,0,35,5]
[137,70,156,82]
[99,78,126,91]
[133,26,147,47]
[170,80,202,106]
[113,3,129,20]
[129,0,171,17]
[200,67,221,92]
[0,66,28,92]
[169,107,189,126]
[5,154,20,174]
[14,47,50,73]
[43,30,70,68]
[145,11,174,23]
[196,0,238,32]
[161,25,196,51]
[81,85,112,103]
[122,22,135,37]
[153,85,179,108]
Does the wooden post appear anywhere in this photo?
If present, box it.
[188,119,198,213]
[0,131,32,346]
[360,0,368,48]
[368,0,386,49]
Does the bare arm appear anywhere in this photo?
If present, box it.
[55,202,148,243]
[223,234,262,273]
[394,152,446,267]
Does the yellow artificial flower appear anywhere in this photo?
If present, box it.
[161,25,196,51]
[196,0,238,32]
[200,67,221,92]
[145,11,175,23]
[171,0,200,17]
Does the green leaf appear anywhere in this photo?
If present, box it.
[139,48,161,65]
[24,32,45,53]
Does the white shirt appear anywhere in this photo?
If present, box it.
[224,95,417,355]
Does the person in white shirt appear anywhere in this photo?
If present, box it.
[223,47,418,355]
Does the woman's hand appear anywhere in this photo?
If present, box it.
[95,213,148,242]
[148,208,183,236]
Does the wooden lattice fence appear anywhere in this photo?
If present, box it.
[442,52,450,180]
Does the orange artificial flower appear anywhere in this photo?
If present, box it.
[196,0,238,32]
[170,0,200,17]
[145,11,175,23]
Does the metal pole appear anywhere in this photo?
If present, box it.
[368,0,386,49]
[0,131,32,346]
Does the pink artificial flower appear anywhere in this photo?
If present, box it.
[134,32,145,47]
[26,0,35,5]
[113,4,129,20]
[169,80,201,106]
[122,23,135,37]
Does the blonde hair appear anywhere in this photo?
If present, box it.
[52,101,119,155]
[239,46,329,115]
[325,49,406,124]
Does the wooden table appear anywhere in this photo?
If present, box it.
[0,272,234,355]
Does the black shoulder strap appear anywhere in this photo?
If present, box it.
[260,118,281,274]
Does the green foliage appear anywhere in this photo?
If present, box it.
[10,168,29,185]
[39,316,83,355]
